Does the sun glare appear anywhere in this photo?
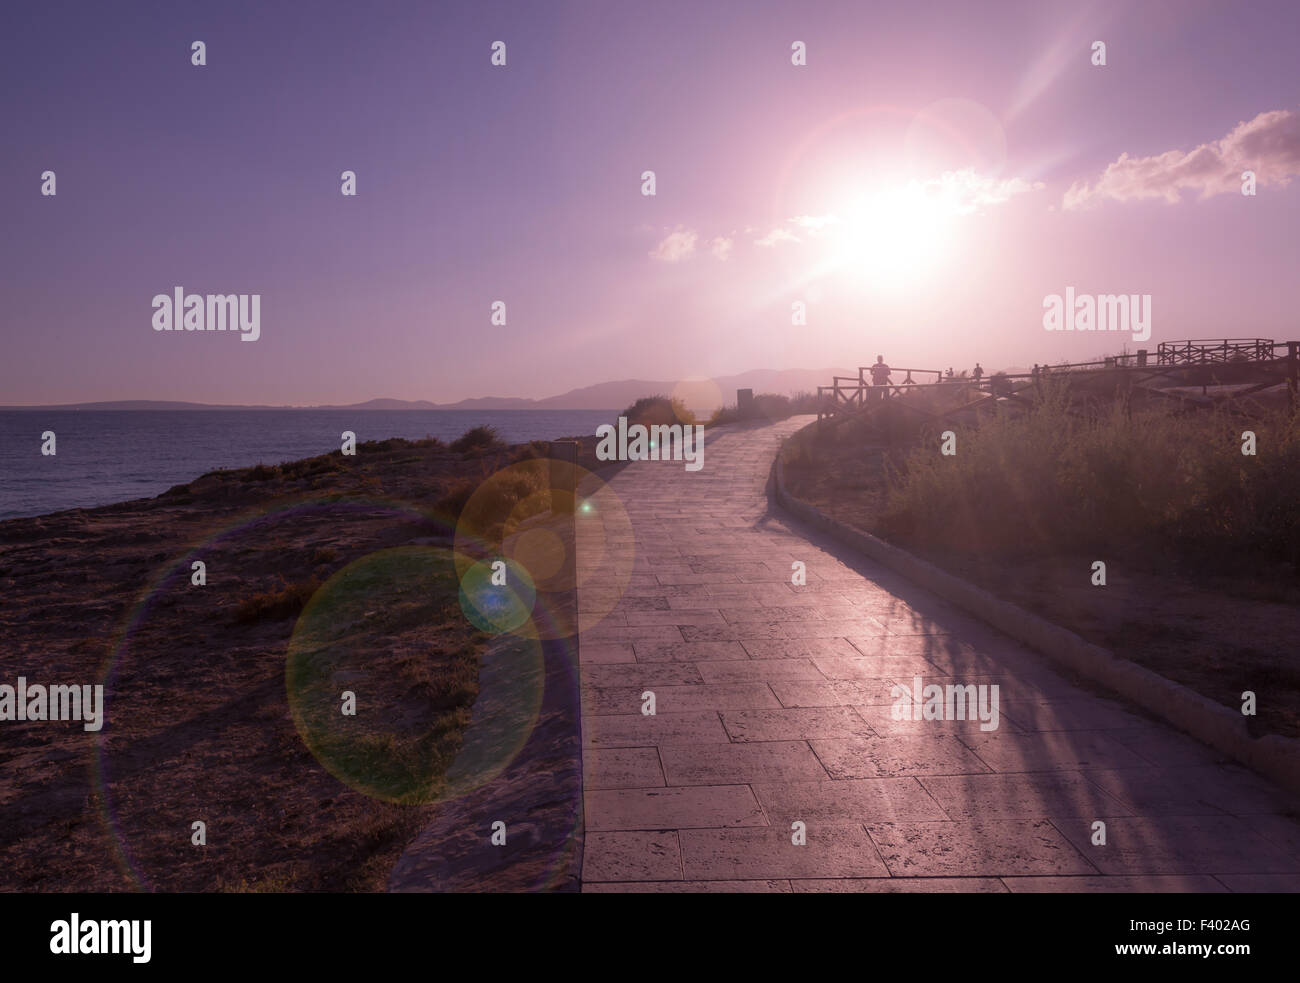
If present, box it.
[830,182,956,286]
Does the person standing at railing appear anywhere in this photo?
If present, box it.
[973,362,984,385]
[868,355,892,401]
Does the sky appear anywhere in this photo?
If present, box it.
[2,0,1298,405]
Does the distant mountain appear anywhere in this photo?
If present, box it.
[444,368,853,410]
[435,396,542,410]
[0,399,286,411]
[2,367,851,412]
[338,398,441,410]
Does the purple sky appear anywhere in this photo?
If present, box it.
[3,0,1298,405]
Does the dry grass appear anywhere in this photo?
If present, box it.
[782,379,1300,737]
[234,575,324,623]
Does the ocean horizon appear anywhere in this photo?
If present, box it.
[0,408,618,521]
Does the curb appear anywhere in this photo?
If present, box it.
[771,425,1300,798]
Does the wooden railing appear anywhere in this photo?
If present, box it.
[815,340,1300,421]
[1157,338,1276,365]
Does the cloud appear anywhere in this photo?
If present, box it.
[754,227,800,247]
[1063,109,1300,210]
[925,170,1044,214]
[649,227,698,262]
[657,170,1039,263]
[791,214,840,232]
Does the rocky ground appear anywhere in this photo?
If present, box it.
[0,434,600,892]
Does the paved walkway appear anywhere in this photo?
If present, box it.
[574,417,1300,892]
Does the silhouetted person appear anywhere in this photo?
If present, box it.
[868,355,892,401]
[945,367,955,381]
[973,362,983,383]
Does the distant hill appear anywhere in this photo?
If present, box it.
[2,367,851,412]
[0,400,286,411]
[442,368,852,410]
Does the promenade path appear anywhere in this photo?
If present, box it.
[574,416,1300,892]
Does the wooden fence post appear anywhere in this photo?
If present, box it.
[1289,342,1298,409]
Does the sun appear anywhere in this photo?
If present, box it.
[828,182,956,286]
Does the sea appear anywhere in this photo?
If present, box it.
[0,409,617,521]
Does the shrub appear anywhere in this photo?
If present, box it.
[434,479,476,520]
[450,425,503,454]
[621,395,695,427]
[709,392,797,426]
[876,384,1300,567]
[235,576,323,623]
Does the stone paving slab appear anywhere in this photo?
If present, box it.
[867,820,1099,877]
[575,418,1300,892]
[1000,699,1152,733]
[752,777,950,823]
[696,658,825,683]
[810,734,995,779]
[583,748,666,790]
[659,741,831,785]
[580,662,706,688]
[769,679,901,708]
[585,785,766,830]
[1002,875,1228,892]
[632,640,749,662]
[583,710,731,748]
[1214,874,1300,891]
[793,877,1008,893]
[916,771,1134,820]
[583,831,682,881]
[740,638,862,659]
[956,730,1152,773]
[583,683,780,715]
[584,879,794,893]
[680,825,890,880]
[854,705,1029,736]
[809,655,945,679]
[721,707,875,742]
[1049,815,1300,875]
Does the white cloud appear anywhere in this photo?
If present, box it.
[791,214,840,232]
[649,227,698,262]
[754,227,800,247]
[709,236,734,260]
[1063,109,1300,210]
[921,170,1044,214]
